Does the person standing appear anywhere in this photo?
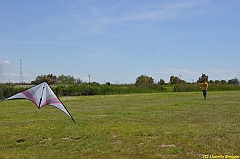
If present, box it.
[201,80,208,100]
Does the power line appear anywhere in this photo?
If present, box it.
[19,59,23,83]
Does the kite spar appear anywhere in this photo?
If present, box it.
[3,82,75,123]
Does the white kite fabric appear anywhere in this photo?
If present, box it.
[5,82,75,122]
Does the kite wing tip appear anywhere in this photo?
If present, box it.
[0,98,6,102]
[72,118,76,123]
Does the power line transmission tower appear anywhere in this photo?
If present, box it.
[19,59,23,83]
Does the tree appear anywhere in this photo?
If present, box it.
[57,74,75,84]
[209,80,214,84]
[33,74,57,85]
[220,80,227,84]
[228,78,239,84]
[135,75,154,88]
[32,74,82,85]
[0,84,3,99]
[75,78,83,85]
[158,78,166,85]
[169,76,181,85]
[215,80,220,84]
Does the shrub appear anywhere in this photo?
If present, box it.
[1,83,239,99]
[173,83,240,92]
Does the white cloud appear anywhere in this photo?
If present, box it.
[125,0,211,22]
[0,61,10,65]
[37,0,212,37]
[156,68,197,74]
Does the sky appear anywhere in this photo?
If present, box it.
[1,0,240,84]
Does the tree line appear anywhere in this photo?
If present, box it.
[30,73,239,85]
[0,73,239,99]
[31,74,82,85]
[135,74,239,86]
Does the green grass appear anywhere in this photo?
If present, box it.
[0,91,239,159]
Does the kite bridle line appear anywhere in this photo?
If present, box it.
[38,82,45,108]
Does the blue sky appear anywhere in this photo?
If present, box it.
[1,0,240,84]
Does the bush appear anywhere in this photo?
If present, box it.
[51,83,167,96]
[1,83,239,99]
[173,83,240,92]
[0,84,27,99]
[173,84,200,92]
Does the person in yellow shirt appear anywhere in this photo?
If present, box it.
[201,80,208,100]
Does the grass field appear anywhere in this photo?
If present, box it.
[0,91,239,159]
